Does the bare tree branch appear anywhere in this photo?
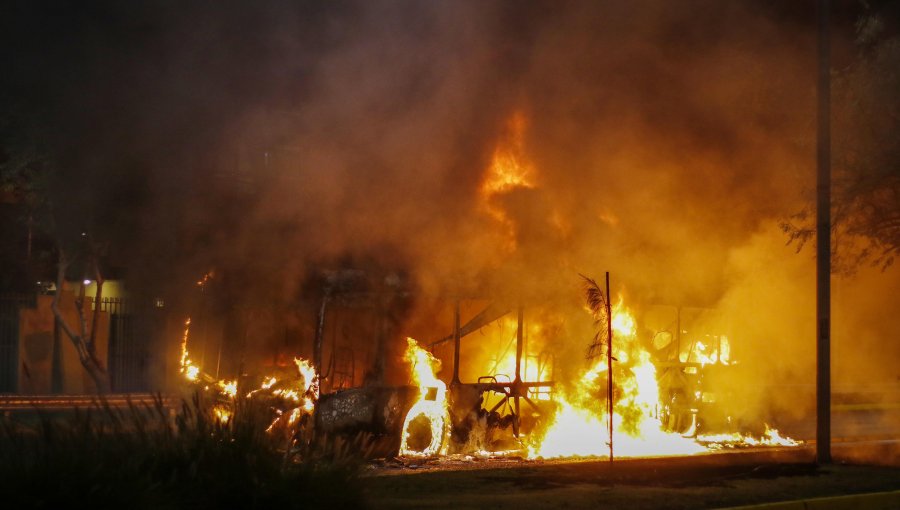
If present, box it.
[49,245,110,393]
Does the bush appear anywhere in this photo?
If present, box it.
[0,394,366,509]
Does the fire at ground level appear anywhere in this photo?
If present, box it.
[160,280,900,463]
[47,269,881,464]
[2,394,898,462]
[8,282,877,463]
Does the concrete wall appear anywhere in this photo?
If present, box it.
[18,291,109,394]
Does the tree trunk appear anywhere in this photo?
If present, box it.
[50,249,111,394]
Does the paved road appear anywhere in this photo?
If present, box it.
[364,449,900,509]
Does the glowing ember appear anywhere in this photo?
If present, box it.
[184,365,200,382]
[399,338,448,458]
[248,376,279,398]
[272,388,300,402]
[286,407,304,426]
[217,379,237,399]
[213,405,232,424]
[195,270,214,288]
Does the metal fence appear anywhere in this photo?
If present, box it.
[101,297,164,393]
[0,294,165,394]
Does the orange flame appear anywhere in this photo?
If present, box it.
[179,318,201,382]
[524,302,795,459]
[399,338,448,458]
[481,112,535,196]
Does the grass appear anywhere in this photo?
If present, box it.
[0,393,366,509]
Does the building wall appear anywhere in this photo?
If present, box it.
[18,291,109,394]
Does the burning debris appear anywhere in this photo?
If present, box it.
[399,338,449,458]
[698,425,802,450]
[178,314,320,438]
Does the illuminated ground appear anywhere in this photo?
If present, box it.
[363,448,900,509]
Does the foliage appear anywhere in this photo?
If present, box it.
[579,273,609,361]
[0,116,54,231]
[782,14,900,273]
[1,119,114,389]
[0,394,365,510]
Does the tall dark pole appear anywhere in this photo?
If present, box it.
[816,0,832,464]
[605,272,614,463]
[314,295,328,377]
[515,306,524,383]
[514,306,524,435]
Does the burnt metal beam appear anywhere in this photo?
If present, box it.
[486,390,546,415]
[514,306,524,436]
[314,294,329,375]
[452,299,461,385]
[429,302,511,348]
[515,306,524,383]
[472,380,555,393]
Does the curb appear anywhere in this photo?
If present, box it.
[717,490,900,509]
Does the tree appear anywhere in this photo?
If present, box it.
[782,11,900,273]
[50,236,111,393]
[0,120,112,393]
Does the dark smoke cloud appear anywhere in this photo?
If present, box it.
[2,1,897,421]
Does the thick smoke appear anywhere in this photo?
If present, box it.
[3,1,897,426]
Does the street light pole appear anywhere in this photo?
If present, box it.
[606,272,614,463]
[816,0,832,464]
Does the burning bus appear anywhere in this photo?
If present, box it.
[177,268,799,462]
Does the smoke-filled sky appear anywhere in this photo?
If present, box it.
[2,1,898,412]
